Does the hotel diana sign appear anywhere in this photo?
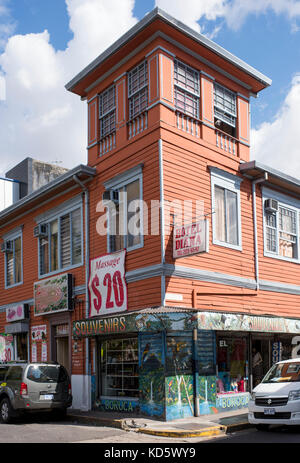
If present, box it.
[173,219,208,258]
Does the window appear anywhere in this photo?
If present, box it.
[174,59,200,118]
[99,85,116,139]
[39,207,82,276]
[211,167,242,250]
[104,167,143,253]
[5,234,22,287]
[128,61,148,120]
[214,83,237,137]
[264,193,300,261]
[100,338,139,398]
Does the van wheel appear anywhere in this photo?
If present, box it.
[255,424,269,431]
[0,398,13,424]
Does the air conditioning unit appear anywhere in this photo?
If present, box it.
[265,198,278,213]
[34,224,48,238]
[1,241,12,253]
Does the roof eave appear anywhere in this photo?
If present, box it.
[65,7,271,96]
[0,164,96,225]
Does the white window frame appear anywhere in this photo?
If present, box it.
[3,228,23,289]
[104,165,144,253]
[128,61,148,120]
[262,187,300,263]
[210,167,242,251]
[37,203,83,279]
[174,59,200,118]
[99,85,116,139]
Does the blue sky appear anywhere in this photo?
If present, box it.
[0,0,300,177]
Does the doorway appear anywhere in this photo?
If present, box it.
[56,336,69,373]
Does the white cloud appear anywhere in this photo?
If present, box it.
[251,74,300,177]
[155,0,226,33]
[0,0,137,176]
[155,0,300,33]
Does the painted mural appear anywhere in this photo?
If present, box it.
[165,375,194,420]
[198,376,218,414]
[139,332,165,418]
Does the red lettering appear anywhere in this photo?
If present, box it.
[91,275,102,313]
[104,273,114,309]
[113,271,125,307]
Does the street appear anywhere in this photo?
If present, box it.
[2,414,300,445]
[203,426,300,443]
[0,414,201,444]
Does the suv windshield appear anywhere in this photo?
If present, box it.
[27,365,68,383]
[262,362,300,383]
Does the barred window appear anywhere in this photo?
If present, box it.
[128,61,148,119]
[174,59,200,118]
[99,85,116,139]
[214,83,237,128]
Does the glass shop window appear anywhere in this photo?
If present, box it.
[166,334,193,375]
[100,338,139,398]
[217,336,249,394]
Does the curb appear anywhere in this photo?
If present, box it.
[67,414,125,429]
[136,425,226,438]
[67,413,253,438]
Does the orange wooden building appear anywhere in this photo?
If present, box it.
[1,8,300,419]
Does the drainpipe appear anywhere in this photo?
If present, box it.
[252,172,268,291]
[73,175,90,410]
[158,139,166,306]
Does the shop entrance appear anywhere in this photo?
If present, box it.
[56,337,69,372]
[251,337,270,388]
[52,323,70,374]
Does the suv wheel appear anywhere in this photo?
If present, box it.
[0,398,13,424]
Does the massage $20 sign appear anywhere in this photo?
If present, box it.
[88,250,128,317]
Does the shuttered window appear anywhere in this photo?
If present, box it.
[39,207,82,276]
[5,235,22,287]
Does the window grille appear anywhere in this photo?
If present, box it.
[214,83,237,127]
[128,61,148,120]
[174,59,200,118]
[99,85,116,139]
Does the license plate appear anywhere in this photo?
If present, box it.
[40,394,54,401]
[264,408,275,415]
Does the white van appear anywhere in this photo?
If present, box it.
[248,358,300,430]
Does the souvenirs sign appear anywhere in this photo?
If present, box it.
[173,220,208,258]
[34,273,73,316]
[88,250,127,317]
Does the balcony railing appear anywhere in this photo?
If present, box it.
[128,111,148,140]
[216,130,237,156]
[99,132,116,156]
[176,111,201,138]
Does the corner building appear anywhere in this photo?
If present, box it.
[1,8,300,419]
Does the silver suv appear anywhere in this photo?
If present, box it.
[0,362,72,423]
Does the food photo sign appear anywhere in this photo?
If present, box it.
[34,273,73,316]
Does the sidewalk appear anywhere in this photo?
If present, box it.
[67,408,252,438]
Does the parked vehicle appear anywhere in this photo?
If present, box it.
[248,358,300,430]
[0,362,72,423]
